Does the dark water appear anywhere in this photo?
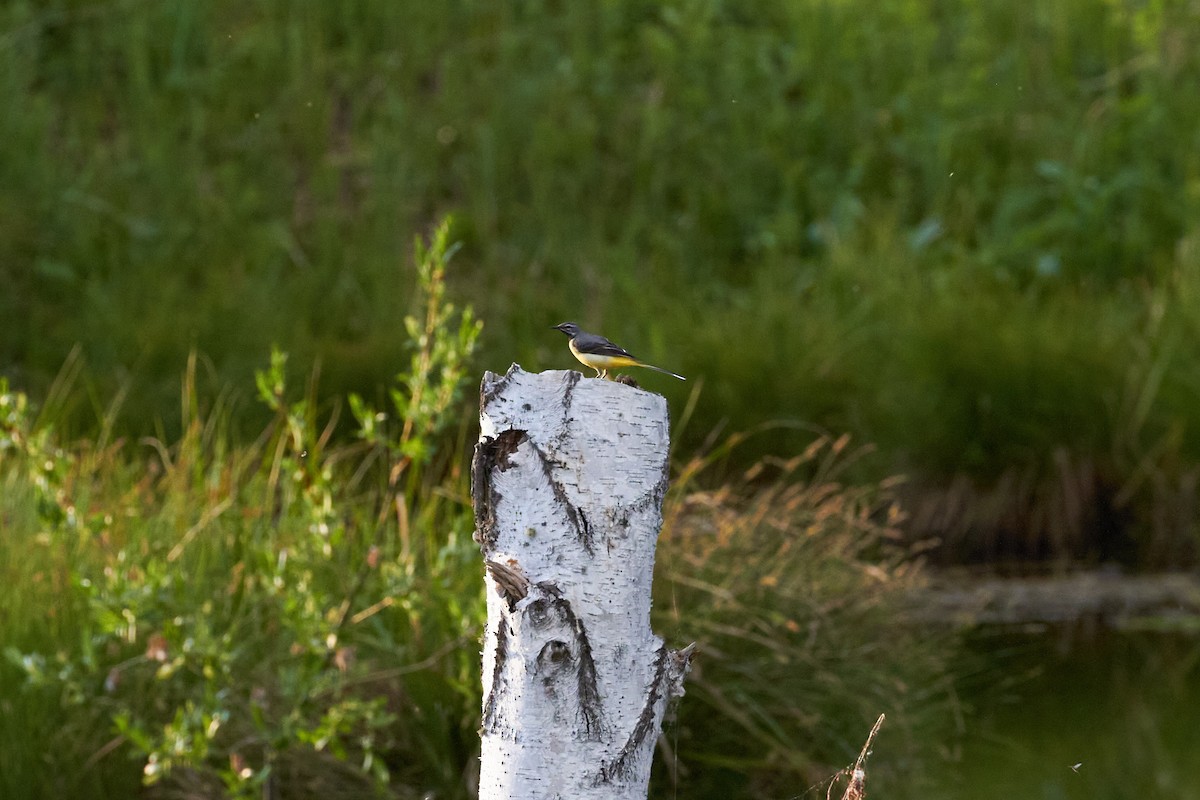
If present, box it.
[930,622,1200,799]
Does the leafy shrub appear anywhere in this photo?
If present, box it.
[1,223,483,799]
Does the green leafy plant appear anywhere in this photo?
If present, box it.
[350,216,482,484]
[0,222,485,799]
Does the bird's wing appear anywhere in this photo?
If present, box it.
[573,332,638,360]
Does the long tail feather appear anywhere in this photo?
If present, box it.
[638,362,686,381]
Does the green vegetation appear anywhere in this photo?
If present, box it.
[4,0,1200,793]
[5,0,1200,560]
[656,435,955,798]
[1,227,486,798]
[1,228,954,797]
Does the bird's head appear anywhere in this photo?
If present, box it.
[552,322,581,337]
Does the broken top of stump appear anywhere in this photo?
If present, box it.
[481,364,670,498]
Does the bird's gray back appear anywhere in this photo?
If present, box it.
[573,331,636,359]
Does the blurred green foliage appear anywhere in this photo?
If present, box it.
[3,3,1200,549]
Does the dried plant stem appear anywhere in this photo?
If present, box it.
[829,714,885,800]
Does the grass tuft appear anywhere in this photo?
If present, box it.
[652,433,957,799]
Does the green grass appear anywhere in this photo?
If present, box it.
[0,363,958,800]
[5,6,1200,790]
[1,229,487,798]
[0,379,485,799]
[0,364,960,800]
[653,434,958,798]
[4,2,1200,559]
[1,233,958,797]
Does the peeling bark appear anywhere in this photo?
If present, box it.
[473,365,694,800]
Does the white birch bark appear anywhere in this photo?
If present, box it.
[472,365,694,800]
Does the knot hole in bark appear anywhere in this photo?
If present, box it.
[537,640,574,677]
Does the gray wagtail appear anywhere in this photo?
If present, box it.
[552,322,685,381]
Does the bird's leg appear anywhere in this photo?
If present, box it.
[598,369,609,380]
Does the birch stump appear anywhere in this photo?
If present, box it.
[472,365,694,800]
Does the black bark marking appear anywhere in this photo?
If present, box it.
[545,369,581,460]
[538,639,572,667]
[471,429,527,550]
[573,611,603,738]
[530,583,605,739]
[470,438,497,549]
[490,429,524,470]
[536,639,573,686]
[535,637,574,716]
[481,620,509,733]
[599,645,669,784]
[480,364,519,407]
[560,369,581,410]
[523,438,593,552]
[474,430,593,554]
[575,507,592,550]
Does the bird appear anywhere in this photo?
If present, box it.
[552,322,685,381]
